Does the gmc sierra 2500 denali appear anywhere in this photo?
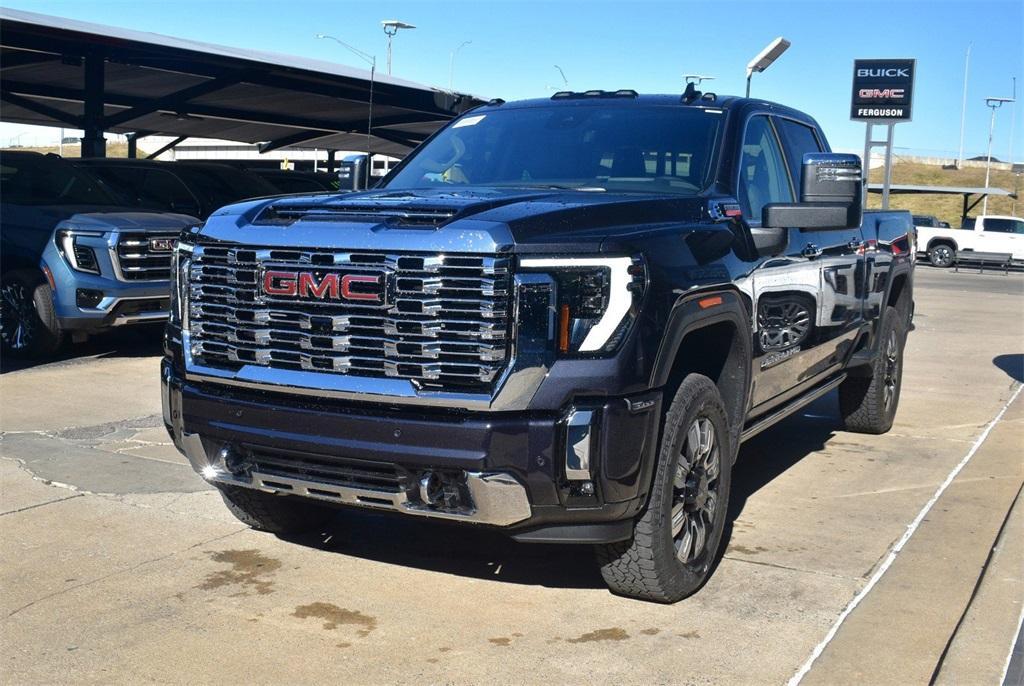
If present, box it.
[162,88,915,602]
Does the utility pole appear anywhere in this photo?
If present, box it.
[957,43,971,168]
[1009,76,1017,166]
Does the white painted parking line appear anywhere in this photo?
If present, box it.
[789,383,1024,686]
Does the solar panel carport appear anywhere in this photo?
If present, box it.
[0,8,481,159]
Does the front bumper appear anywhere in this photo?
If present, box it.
[42,239,170,332]
[162,361,662,542]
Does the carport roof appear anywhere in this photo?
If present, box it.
[867,184,1016,197]
[0,8,482,157]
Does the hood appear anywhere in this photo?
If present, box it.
[200,187,710,254]
[49,207,199,231]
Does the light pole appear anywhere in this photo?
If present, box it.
[315,33,376,188]
[381,20,415,75]
[957,43,971,168]
[745,37,790,98]
[448,40,471,91]
[982,96,1014,215]
[684,74,716,88]
[554,65,569,89]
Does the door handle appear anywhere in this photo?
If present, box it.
[801,243,823,259]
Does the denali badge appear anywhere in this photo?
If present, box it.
[261,270,386,304]
[149,237,176,252]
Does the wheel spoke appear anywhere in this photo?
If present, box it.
[690,518,706,558]
[671,503,686,538]
[686,421,702,462]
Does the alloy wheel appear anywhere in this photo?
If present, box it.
[0,280,36,351]
[882,329,900,410]
[671,416,721,564]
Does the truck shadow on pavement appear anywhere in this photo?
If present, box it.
[993,354,1024,383]
[284,393,841,593]
[0,325,165,374]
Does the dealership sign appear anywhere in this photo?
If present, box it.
[851,59,915,122]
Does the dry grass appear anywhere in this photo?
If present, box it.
[867,162,1021,225]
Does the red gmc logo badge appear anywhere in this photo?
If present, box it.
[261,270,385,304]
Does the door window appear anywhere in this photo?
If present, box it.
[737,116,794,222]
[776,118,824,191]
[982,218,1024,234]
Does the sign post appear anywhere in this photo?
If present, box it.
[851,59,916,208]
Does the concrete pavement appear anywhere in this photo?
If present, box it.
[1,266,1021,685]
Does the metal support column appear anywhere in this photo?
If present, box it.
[127,134,137,159]
[326,149,336,174]
[80,52,106,158]
[862,122,896,209]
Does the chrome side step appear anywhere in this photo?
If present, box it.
[740,373,847,443]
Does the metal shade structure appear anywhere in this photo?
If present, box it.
[0,8,481,158]
[866,183,1017,219]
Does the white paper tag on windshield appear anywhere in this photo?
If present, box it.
[453,115,486,128]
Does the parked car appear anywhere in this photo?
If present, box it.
[912,214,950,229]
[163,90,915,602]
[248,169,339,194]
[0,151,197,357]
[73,159,281,219]
[917,214,1024,267]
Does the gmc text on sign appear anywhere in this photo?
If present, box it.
[851,59,916,122]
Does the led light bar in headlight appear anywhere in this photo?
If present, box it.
[520,256,644,354]
[169,241,194,328]
[56,229,103,275]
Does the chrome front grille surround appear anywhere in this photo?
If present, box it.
[186,245,513,390]
[114,233,177,281]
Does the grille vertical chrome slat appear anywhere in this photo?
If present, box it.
[114,233,177,281]
[187,245,512,389]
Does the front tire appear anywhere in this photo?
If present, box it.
[597,374,733,603]
[217,484,336,535]
[0,270,63,358]
[928,243,955,268]
[839,305,906,434]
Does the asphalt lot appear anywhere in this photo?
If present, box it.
[1,265,1022,685]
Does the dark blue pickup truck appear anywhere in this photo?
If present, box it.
[1,151,196,357]
[162,89,915,602]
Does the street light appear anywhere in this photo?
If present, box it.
[554,65,569,89]
[315,33,377,188]
[381,20,415,75]
[449,40,471,92]
[745,37,790,98]
[684,74,716,87]
[982,95,1015,215]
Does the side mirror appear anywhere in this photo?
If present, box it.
[762,153,863,230]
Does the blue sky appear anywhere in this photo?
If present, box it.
[3,0,1022,160]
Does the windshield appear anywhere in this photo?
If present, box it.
[0,152,121,206]
[384,104,723,195]
[172,165,280,209]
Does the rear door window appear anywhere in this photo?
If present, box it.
[982,218,1024,234]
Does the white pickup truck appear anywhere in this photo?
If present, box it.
[919,215,1024,267]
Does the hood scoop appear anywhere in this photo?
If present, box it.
[256,202,459,228]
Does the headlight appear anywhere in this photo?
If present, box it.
[519,255,646,355]
[56,229,102,275]
[169,241,194,328]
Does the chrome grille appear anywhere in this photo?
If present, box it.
[187,245,512,389]
[115,233,177,281]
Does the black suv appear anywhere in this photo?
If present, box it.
[73,159,280,219]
